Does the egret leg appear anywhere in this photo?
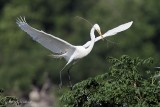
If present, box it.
[59,61,77,89]
[59,65,67,88]
[59,71,62,88]
[67,60,79,89]
[67,66,73,90]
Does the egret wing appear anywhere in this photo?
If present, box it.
[16,17,75,54]
[95,21,133,42]
[83,21,133,48]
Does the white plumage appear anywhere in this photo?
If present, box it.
[16,17,133,86]
[16,17,103,66]
[16,17,133,64]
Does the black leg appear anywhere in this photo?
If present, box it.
[59,70,63,89]
[67,65,73,90]
[59,65,67,89]
[58,61,77,89]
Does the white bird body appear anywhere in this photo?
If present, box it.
[16,17,133,67]
[16,17,99,66]
[54,26,96,65]
[16,17,133,86]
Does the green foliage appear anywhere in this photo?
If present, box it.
[0,89,19,107]
[60,55,160,107]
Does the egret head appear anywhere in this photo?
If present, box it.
[94,24,103,39]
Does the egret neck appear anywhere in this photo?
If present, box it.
[84,26,96,54]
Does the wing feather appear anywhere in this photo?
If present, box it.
[16,17,75,54]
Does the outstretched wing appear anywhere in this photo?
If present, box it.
[95,21,133,42]
[16,17,75,54]
[83,21,133,48]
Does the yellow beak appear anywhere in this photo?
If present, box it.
[97,30,103,40]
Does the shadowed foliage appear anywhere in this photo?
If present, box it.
[60,55,160,107]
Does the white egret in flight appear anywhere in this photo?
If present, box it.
[16,17,133,86]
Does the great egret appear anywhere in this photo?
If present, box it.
[16,17,133,86]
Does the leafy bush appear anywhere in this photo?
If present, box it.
[60,55,160,107]
[0,89,19,107]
